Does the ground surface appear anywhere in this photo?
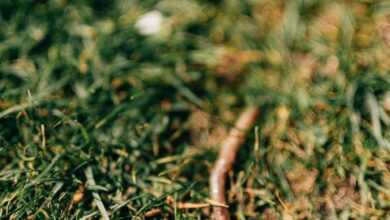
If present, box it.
[0,0,389,219]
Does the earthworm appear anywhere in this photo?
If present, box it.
[209,107,259,220]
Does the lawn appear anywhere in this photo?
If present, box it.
[0,0,389,219]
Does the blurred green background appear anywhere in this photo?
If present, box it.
[0,0,389,219]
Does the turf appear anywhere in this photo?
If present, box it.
[0,0,389,219]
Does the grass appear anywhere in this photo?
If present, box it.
[0,0,389,219]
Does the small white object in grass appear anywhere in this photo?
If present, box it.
[135,11,164,36]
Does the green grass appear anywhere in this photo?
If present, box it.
[1,0,389,219]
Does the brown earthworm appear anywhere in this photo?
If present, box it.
[209,107,259,220]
